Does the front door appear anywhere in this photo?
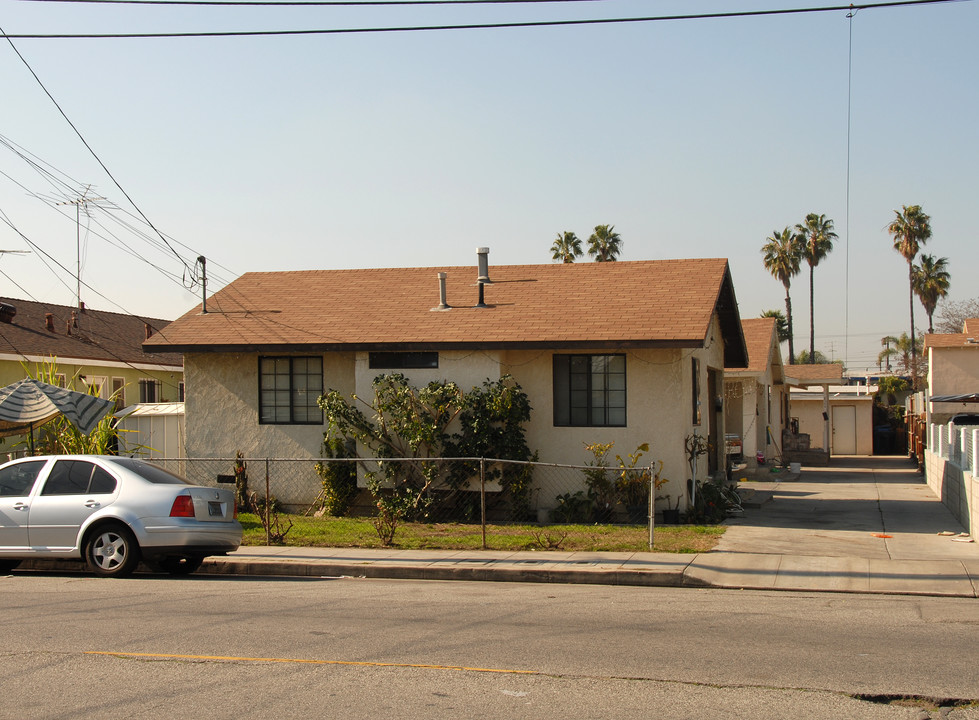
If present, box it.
[832,405,857,455]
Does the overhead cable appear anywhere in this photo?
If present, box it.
[1,0,969,38]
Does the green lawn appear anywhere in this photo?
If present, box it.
[239,513,725,553]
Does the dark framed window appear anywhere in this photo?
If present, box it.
[369,352,439,369]
[692,357,702,425]
[553,354,626,427]
[259,356,324,424]
[139,378,162,403]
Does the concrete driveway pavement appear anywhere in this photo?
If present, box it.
[683,455,979,595]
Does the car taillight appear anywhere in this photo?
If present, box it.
[169,495,195,518]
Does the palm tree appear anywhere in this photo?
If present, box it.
[762,227,803,364]
[887,205,932,387]
[587,224,621,262]
[550,231,583,263]
[761,309,790,344]
[795,213,837,364]
[891,332,923,380]
[912,253,951,333]
[879,335,899,372]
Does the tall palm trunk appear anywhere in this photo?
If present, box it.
[908,263,917,389]
[809,264,816,363]
[784,283,795,365]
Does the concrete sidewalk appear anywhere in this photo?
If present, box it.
[201,456,979,597]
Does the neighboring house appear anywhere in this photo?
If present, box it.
[724,317,789,468]
[783,363,845,464]
[924,318,979,424]
[144,254,748,511]
[0,297,183,421]
[789,382,874,456]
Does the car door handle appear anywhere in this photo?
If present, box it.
[12,502,28,511]
[84,500,101,508]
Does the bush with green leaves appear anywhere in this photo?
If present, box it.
[318,373,535,544]
[315,438,359,517]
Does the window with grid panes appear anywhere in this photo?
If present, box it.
[553,354,626,427]
[259,357,323,424]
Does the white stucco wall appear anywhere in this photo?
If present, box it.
[185,339,723,511]
[791,395,873,455]
[184,351,355,458]
[928,346,979,423]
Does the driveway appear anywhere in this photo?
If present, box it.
[717,455,978,561]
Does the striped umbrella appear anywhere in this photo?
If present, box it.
[0,379,116,442]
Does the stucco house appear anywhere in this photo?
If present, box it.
[144,254,748,510]
[0,298,182,446]
[723,317,789,468]
[924,318,979,423]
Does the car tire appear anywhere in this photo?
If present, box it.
[0,559,21,573]
[85,523,141,578]
[151,556,205,576]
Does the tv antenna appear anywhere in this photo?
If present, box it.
[58,185,106,309]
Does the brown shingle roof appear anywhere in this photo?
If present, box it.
[924,320,979,349]
[0,298,181,368]
[146,259,747,364]
[785,363,844,385]
[726,317,778,374]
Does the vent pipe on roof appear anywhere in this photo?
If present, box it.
[475,281,488,309]
[45,313,54,332]
[476,247,491,283]
[432,272,451,312]
[145,323,154,340]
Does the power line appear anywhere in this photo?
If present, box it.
[1,26,195,283]
[23,0,616,4]
[1,0,968,38]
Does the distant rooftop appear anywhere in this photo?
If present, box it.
[0,297,181,369]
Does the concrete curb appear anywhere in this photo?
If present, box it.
[199,556,691,588]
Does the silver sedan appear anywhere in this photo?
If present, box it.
[0,455,242,577]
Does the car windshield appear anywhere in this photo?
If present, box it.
[110,458,191,485]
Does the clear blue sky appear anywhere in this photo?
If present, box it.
[1,0,976,373]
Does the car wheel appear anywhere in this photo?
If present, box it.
[0,559,21,573]
[85,524,140,578]
[152,556,205,576]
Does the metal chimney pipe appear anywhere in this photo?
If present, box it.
[475,280,488,309]
[476,247,491,283]
[433,272,451,311]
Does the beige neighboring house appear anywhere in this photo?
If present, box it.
[924,318,979,423]
[144,254,748,511]
[724,317,789,468]
[783,363,847,463]
[0,298,182,451]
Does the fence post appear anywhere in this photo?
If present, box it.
[265,457,271,546]
[648,462,655,551]
[479,458,487,550]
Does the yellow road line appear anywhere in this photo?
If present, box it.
[85,651,538,675]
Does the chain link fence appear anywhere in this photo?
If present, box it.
[152,456,660,544]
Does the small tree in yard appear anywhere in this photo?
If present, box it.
[318,373,535,544]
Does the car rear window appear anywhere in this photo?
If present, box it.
[111,458,191,485]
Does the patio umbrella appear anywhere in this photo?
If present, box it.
[0,379,116,449]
